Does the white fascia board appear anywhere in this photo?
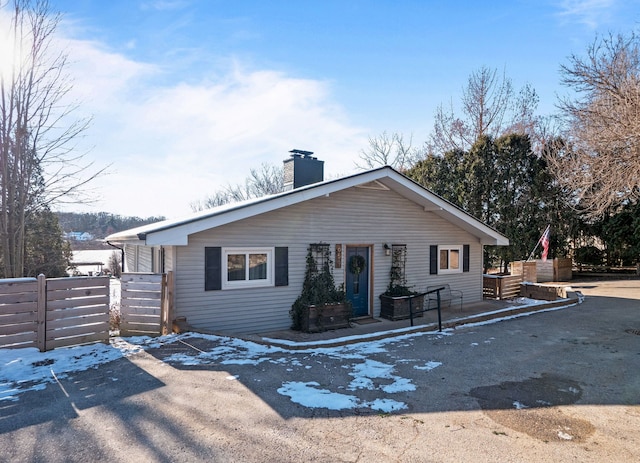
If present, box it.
[105,231,149,244]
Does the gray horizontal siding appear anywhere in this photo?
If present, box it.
[169,186,485,334]
[138,247,153,272]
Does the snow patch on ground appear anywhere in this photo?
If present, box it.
[0,302,577,409]
[0,332,441,412]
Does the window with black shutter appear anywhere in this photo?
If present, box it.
[430,244,470,274]
[205,246,288,290]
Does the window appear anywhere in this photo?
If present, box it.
[222,248,273,289]
[205,246,288,291]
[438,246,462,273]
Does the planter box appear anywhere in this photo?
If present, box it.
[520,283,567,301]
[301,303,351,333]
[379,294,424,321]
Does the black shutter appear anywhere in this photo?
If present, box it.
[430,245,438,275]
[275,247,288,286]
[463,244,470,272]
[205,247,222,291]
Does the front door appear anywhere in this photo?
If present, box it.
[345,246,369,317]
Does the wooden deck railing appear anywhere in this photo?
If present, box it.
[483,274,523,300]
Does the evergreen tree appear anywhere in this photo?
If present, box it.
[23,207,72,277]
[407,133,575,271]
[591,203,640,267]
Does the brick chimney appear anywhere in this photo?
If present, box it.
[283,149,324,191]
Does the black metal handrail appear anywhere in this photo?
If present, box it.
[408,286,445,331]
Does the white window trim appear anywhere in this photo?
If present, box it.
[222,247,274,290]
[438,245,463,274]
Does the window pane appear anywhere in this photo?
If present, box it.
[249,253,268,280]
[227,254,246,281]
[440,249,449,270]
[450,249,460,269]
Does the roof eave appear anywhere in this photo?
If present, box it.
[106,166,510,247]
[141,168,396,246]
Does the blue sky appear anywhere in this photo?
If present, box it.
[12,1,640,218]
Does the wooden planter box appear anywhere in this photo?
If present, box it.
[520,283,567,301]
[301,303,351,333]
[379,294,424,321]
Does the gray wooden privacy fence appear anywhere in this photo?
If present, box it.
[119,272,173,337]
[0,275,110,351]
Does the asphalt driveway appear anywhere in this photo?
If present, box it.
[1,279,638,462]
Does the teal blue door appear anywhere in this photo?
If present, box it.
[345,246,369,317]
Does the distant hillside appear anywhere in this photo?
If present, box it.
[56,212,165,249]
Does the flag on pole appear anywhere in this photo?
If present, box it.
[540,225,550,262]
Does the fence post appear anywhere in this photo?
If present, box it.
[161,271,174,335]
[160,273,167,335]
[36,274,47,352]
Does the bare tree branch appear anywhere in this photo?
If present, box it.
[192,162,285,211]
[554,32,640,218]
[428,66,539,154]
[356,131,417,171]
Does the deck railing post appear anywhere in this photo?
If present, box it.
[409,297,413,326]
[410,287,444,332]
[436,291,442,332]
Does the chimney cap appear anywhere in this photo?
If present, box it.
[289,149,315,158]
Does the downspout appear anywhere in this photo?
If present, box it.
[106,241,125,273]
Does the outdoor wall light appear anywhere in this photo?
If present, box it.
[383,243,391,256]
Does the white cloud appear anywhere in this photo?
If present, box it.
[56,38,367,218]
[555,0,616,28]
[64,39,159,112]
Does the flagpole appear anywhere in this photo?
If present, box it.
[526,242,541,262]
[526,225,550,261]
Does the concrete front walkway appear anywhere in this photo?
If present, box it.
[245,292,581,349]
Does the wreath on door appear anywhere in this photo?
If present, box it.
[349,255,366,276]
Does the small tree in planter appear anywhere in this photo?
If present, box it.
[379,245,424,320]
[290,244,352,332]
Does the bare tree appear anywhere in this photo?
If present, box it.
[428,66,540,154]
[244,162,284,197]
[192,162,284,211]
[552,32,640,217]
[357,131,416,171]
[0,0,101,277]
[108,250,121,278]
